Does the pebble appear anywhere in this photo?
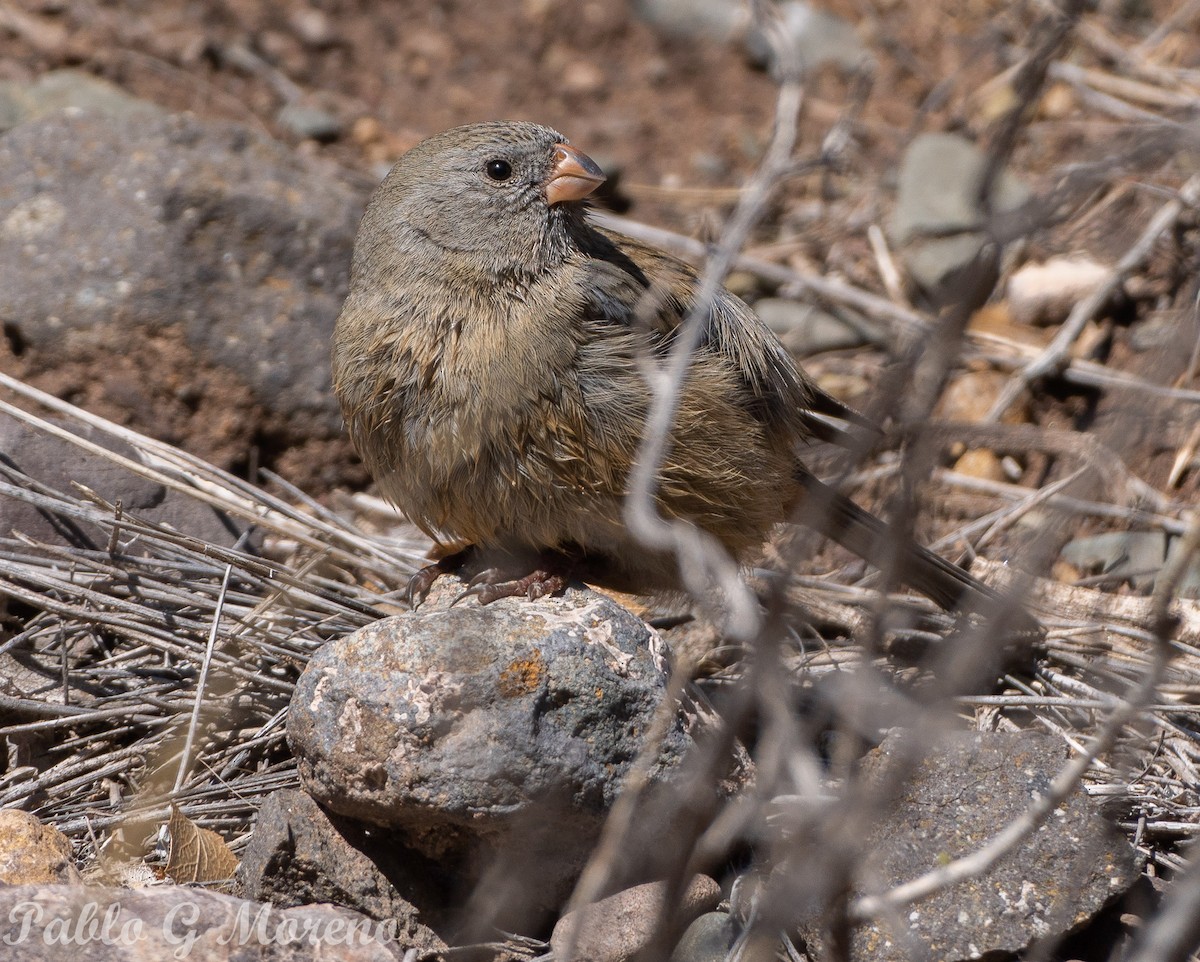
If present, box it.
[1007,256,1112,326]
[289,8,337,48]
[745,1,871,75]
[952,448,1006,482]
[277,101,343,142]
[551,875,722,962]
[562,60,608,96]
[890,132,1030,294]
[669,911,741,962]
[0,809,81,885]
[1060,531,1169,592]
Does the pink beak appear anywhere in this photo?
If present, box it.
[544,143,606,205]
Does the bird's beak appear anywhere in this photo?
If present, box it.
[544,143,606,205]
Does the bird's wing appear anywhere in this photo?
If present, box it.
[586,226,877,446]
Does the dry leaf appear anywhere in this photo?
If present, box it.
[165,805,238,884]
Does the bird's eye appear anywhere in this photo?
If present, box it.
[485,159,513,181]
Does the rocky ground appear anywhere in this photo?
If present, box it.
[1,1,1200,960]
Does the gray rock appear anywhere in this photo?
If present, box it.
[277,101,343,142]
[0,69,160,133]
[287,580,703,931]
[1060,531,1200,599]
[551,875,722,962]
[745,2,872,75]
[0,411,255,552]
[237,789,446,953]
[669,912,741,962]
[890,132,1030,294]
[0,109,365,441]
[0,884,407,960]
[902,233,1001,297]
[289,582,690,843]
[753,299,880,355]
[1060,531,1169,592]
[800,730,1139,961]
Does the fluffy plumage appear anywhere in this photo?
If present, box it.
[333,121,1013,612]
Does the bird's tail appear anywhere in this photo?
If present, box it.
[794,469,1033,627]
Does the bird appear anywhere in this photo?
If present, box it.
[332,121,1028,624]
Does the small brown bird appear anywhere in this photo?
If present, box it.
[332,121,1018,617]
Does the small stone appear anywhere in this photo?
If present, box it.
[289,8,337,48]
[936,367,1029,424]
[745,1,871,75]
[0,810,81,885]
[689,150,728,180]
[890,133,1030,294]
[1007,256,1112,326]
[952,448,1005,482]
[551,875,722,962]
[891,133,1029,241]
[973,76,1021,125]
[277,101,343,142]
[669,912,740,962]
[562,60,607,96]
[351,115,383,145]
[1060,531,1169,592]
[722,271,759,298]
[1039,82,1077,119]
[1129,311,1179,352]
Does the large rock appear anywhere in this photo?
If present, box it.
[288,580,696,931]
[238,789,447,954]
[0,107,366,475]
[289,582,690,843]
[0,69,161,133]
[0,412,254,552]
[798,730,1140,961]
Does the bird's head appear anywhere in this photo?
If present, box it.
[354,121,606,283]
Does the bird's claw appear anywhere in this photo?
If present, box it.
[404,547,474,608]
[451,568,568,606]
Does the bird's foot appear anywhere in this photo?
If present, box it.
[453,557,571,605]
[405,546,475,607]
